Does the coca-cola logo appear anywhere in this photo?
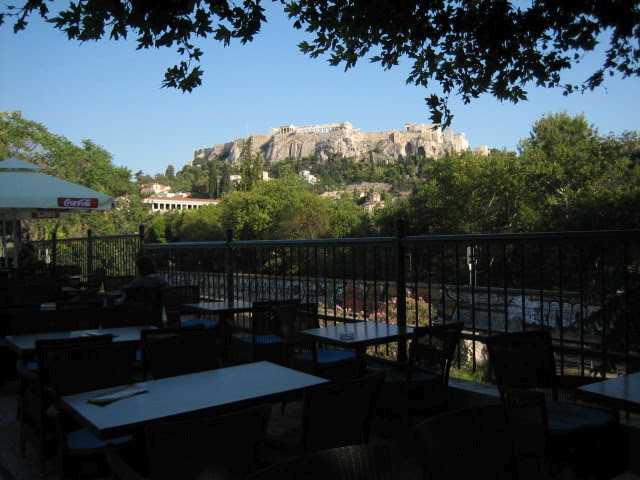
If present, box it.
[57,197,99,208]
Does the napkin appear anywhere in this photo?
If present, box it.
[88,385,148,406]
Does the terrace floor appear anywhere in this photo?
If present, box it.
[1,365,638,480]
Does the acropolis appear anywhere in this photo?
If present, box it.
[193,122,477,164]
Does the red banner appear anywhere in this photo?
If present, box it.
[57,197,98,209]
[32,210,60,219]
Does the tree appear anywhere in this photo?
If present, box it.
[238,138,263,191]
[165,164,175,179]
[207,158,219,198]
[0,111,147,237]
[3,2,639,125]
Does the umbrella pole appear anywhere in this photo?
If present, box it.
[1,219,5,263]
[13,214,19,269]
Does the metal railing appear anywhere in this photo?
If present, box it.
[33,227,143,278]
[143,225,640,379]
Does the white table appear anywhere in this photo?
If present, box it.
[61,361,328,438]
[5,325,156,356]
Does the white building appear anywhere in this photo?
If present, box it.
[140,183,171,196]
[300,169,318,185]
[143,196,220,213]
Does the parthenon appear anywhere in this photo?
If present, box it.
[273,122,354,135]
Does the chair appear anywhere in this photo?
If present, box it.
[411,405,518,480]
[487,330,619,478]
[98,304,161,328]
[248,444,408,480]
[161,285,201,327]
[374,322,463,437]
[233,301,299,364]
[46,341,135,478]
[103,275,135,292]
[106,405,272,480]
[287,303,358,380]
[269,372,384,454]
[17,335,115,473]
[142,327,224,379]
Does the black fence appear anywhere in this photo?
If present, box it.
[33,229,143,278]
[143,227,640,379]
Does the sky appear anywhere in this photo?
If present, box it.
[1,4,639,175]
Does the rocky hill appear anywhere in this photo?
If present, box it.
[193,122,481,164]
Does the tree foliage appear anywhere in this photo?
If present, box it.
[3,1,639,125]
[0,111,149,238]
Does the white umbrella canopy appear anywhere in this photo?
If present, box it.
[0,157,115,220]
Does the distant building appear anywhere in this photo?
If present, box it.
[143,196,220,213]
[140,183,171,196]
[230,174,242,185]
[262,171,270,181]
[474,145,490,156]
[300,169,319,185]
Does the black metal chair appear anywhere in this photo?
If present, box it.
[44,341,135,478]
[373,322,463,437]
[248,443,412,480]
[411,405,519,480]
[232,300,299,364]
[268,372,385,454]
[487,330,620,478]
[161,285,201,327]
[142,327,224,379]
[106,405,272,480]
[17,335,115,473]
[287,303,359,380]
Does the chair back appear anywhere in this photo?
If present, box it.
[35,335,114,386]
[145,405,271,480]
[248,444,399,480]
[486,330,557,398]
[409,322,463,384]
[161,285,200,326]
[102,275,134,292]
[142,327,223,379]
[303,372,385,453]
[412,405,516,480]
[46,342,134,397]
[99,304,160,328]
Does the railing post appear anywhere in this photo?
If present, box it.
[51,228,57,273]
[225,229,234,304]
[86,229,93,276]
[138,224,145,254]
[395,219,408,363]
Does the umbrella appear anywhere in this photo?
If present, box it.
[0,157,115,266]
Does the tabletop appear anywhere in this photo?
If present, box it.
[183,300,254,314]
[61,361,328,439]
[300,321,414,349]
[5,325,156,355]
[579,372,640,412]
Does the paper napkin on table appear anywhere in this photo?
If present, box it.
[87,385,148,406]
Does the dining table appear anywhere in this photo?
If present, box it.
[300,321,414,357]
[5,325,156,357]
[579,371,640,413]
[60,361,328,439]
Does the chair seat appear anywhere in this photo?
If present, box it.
[547,401,616,435]
[181,318,218,329]
[23,359,39,370]
[381,366,439,385]
[234,333,283,344]
[66,428,131,451]
[297,348,356,365]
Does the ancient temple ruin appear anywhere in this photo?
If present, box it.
[193,122,478,164]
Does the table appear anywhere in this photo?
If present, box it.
[300,321,414,356]
[579,372,640,413]
[5,325,156,356]
[183,300,254,316]
[61,361,328,439]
